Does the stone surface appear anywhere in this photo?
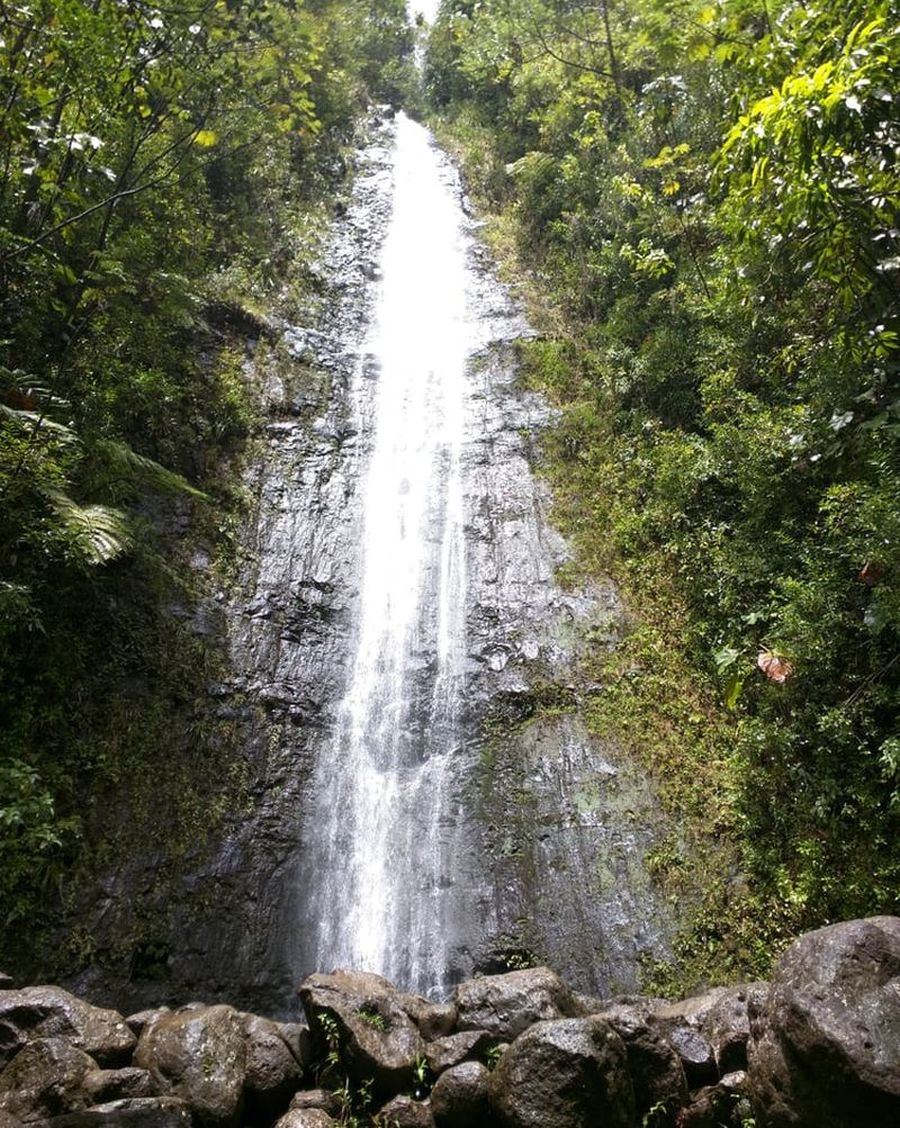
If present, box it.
[703,984,767,1075]
[299,971,424,1098]
[489,1016,635,1128]
[241,1013,303,1118]
[667,1026,717,1088]
[125,1012,170,1040]
[596,1001,687,1121]
[454,968,583,1041]
[397,997,457,1042]
[274,1110,335,1128]
[0,989,135,1070]
[748,916,900,1127]
[82,1068,155,1103]
[287,1090,342,1117]
[134,1005,246,1126]
[376,1094,434,1128]
[277,1023,313,1069]
[31,1097,192,1126]
[678,1071,749,1128]
[425,1030,493,1075]
[0,1038,95,1122]
[430,1061,492,1128]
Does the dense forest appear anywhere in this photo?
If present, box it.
[425,0,900,983]
[0,0,415,960]
[1,0,898,994]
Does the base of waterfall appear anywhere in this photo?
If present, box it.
[1,918,898,1128]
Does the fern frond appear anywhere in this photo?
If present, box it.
[45,490,133,565]
[93,439,207,499]
[0,403,78,442]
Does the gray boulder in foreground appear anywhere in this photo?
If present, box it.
[454,967,583,1042]
[748,916,900,1127]
[134,1005,246,1127]
[299,970,424,1099]
[489,1015,635,1128]
[0,989,135,1071]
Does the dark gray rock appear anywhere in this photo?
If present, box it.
[375,1094,434,1127]
[0,1038,95,1122]
[489,1016,635,1128]
[125,1012,170,1040]
[287,1089,342,1116]
[748,916,900,1127]
[703,984,767,1075]
[667,1026,717,1088]
[430,1061,492,1128]
[134,1005,246,1127]
[277,1023,313,1069]
[678,1071,748,1127]
[274,1110,335,1128]
[0,989,135,1070]
[596,1001,687,1122]
[425,1031,493,1075]
[82,1068,155,1103]
[31,1097,192,1126]
[299,971,424,1099]
[455,968,583,1041]
[398,997,457,1042]
[241,1013,303,1118]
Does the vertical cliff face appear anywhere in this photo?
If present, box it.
[67,112,674,1016]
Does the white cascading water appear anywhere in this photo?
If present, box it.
[308,113,470,994]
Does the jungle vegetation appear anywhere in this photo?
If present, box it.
[1,0,897,990]
[0,0,414,953]
[425,0,899,981]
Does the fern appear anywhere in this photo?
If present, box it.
[45,490,133,566]
[92,439,207,500]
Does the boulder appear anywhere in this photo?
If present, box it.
[425,1031,493,1076]
[0,1038,95,1122]
[397,997,457,1042]
[299,971,424,1098]
[274,1110,335,1128]
[134,1005,246,1127]
[277,1024,314,1070]
[0,989,135,1070]
[241,1013,303,1119]
[125,1012,170,1041]
[748,916,900,1127]
[430,1061,492,1128]
[29,1096,192,1126]
[489,1016,635,1128]
[703,985,767,1075]
[375,1094,434,1127]
[82,1068,155,1103]
[677,1071,748,1127]
[287,1090,342,1117]
[455,968,583,1041]
[595,1002,687,1121]
[666,1026,717,1088]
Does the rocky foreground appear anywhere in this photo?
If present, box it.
[1,917,898,1128]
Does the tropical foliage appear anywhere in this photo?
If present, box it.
[426,0,900,977]
[0,0,414,938]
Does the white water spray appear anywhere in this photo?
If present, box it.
[306,114,470,994]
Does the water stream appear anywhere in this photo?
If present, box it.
[304,114,471,994]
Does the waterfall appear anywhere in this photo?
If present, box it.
[305,114,470,995]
